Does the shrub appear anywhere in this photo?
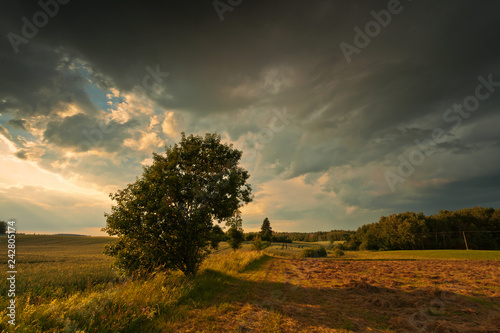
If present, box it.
[300,246,327,258]
[253,237,263,251]
[328,242,346,251]
[333,248,344,257]
[335,243,346,251]
[227,226,244,251]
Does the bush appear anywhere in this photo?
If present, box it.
[253,237,263,251]
[227,226,244,251]
[333,248,344,257]
[335,243,345,251]
[300,246,327,258]
[328,242,346,251]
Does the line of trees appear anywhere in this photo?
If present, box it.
[242,218,293,243]
[284,230,355,242]
[345,207,500,251]
[244,229,354,243]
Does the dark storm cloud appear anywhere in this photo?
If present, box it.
[43,113,139,152]
[0,0,499,221]
[0,42,100,119]
[2,1,499,125]
[370,173,500,215]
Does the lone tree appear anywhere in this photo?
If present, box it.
[103,133,252,276]
[209,225,227,250]
[260,217,272,241]
[226,210,244,251]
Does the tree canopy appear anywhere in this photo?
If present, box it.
[103,133,252,276]
[345,207,500,251]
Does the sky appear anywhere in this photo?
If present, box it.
[0,0,499,236]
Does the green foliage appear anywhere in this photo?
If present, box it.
[103,133,252,276]
[327,242,345,251]
[226,226,244,251]
[209,225,226,250]
[335,242,345,251]
[260,217,273,241]
[253,236,263,251]
[226,210,244,251]
[244,233,256,241]
[272,234,292,243]
[333,248,345,257]
[0,221,6,234]
[346,207,500,251]
[279,230,355,242]
[300,246,327,258]
[243,230,354,242]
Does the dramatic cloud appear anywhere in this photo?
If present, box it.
[0,0,499,234]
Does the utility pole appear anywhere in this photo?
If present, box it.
[463,231,469,250]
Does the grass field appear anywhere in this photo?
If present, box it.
[262,241,500,260]
[0,236,499,332]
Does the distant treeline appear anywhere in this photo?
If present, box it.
[345,207,500,251]
[244,230,355,243]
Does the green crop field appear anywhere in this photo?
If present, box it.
[0,235,499,332]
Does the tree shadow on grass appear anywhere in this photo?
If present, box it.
[240,254,273,273]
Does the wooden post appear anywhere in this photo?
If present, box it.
[463,231,469,250]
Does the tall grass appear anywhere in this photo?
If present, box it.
[0,236,266,332]
[201,250,266,274]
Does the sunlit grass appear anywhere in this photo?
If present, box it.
[0,236,267,332]
[343,249,500,260]
[0,235,117,299]
[0,235,497,332]
[202,248,266,274]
